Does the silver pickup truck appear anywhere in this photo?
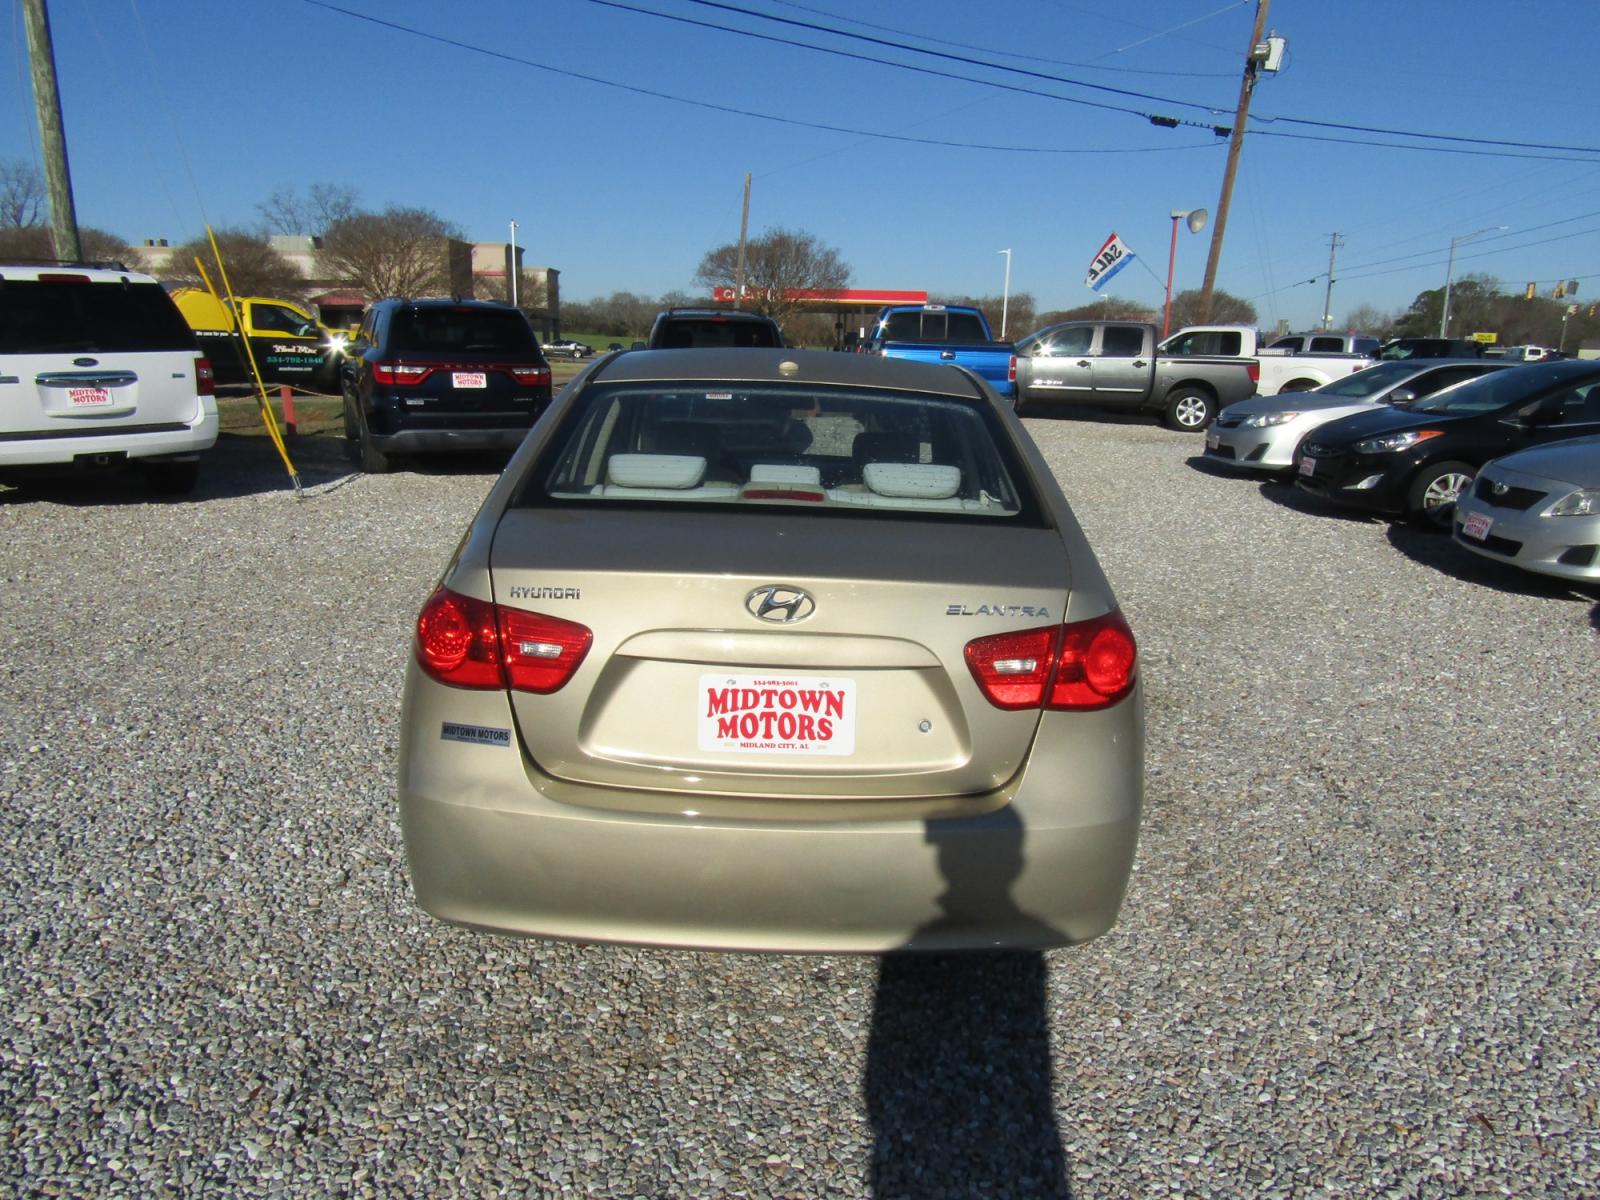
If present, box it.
[1013,320,1258,431]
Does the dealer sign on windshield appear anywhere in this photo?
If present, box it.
[698,673,857,756]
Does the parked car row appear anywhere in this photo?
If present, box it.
[1197,356,1600,585]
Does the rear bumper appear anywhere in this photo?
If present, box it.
[398,668,1143,953]
[0,406,218,468]
[372,427,532,455]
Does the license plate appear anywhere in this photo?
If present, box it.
[67,387,113,407]
[697,673,856,756]
[451,372,487,389]
[1299,455,1317,477]
[1462,511,1493,541]
[1205,430,1219,450]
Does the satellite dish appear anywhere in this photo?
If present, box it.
[1187,209,1209,234]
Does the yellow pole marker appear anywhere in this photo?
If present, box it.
[202,225,302,496]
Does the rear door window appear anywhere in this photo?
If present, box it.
[1099,326,1145,357]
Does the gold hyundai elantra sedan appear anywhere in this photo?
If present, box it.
[398,348,1143,952]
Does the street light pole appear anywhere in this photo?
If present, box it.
[1439,225,1505,337]
[998,248,1012,337]
[1163,208,1207,337]
[508,219,519,309]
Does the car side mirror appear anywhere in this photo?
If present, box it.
[1388,388,1417,407]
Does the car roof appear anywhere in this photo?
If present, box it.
[1382,357,1513,372]
[0,262,157,284]
[376,297,520,311]
[585,346,989,396]
[659,307,774,320]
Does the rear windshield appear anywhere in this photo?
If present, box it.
[525,381,1040,522]
[0,277,196,354]
[653,318,781,349]
[878,310,990,343]
[390,306,537,353]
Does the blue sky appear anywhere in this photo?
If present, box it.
[6,0,1599,330]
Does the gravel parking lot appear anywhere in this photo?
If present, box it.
[2,418,1596,1198]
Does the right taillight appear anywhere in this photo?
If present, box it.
[1046,610,1137,710]
[414,586,591,693]
[195,356,215,396]
[965,610,1137,712]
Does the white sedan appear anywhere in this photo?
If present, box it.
[1202,359,1513,474]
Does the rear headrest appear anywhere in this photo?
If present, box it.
[863,462,961,500]
[606,453,706,489]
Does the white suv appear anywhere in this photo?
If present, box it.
[0,263,218,494]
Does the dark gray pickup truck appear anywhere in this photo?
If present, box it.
[1013,319,1258,430]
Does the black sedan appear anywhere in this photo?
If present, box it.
[1293,359,1600,526]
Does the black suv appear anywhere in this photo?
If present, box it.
[646,308,784,349]
[341,299,552,472]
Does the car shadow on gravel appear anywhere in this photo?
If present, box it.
[1252,478,1386,523]
[865,811,1073,1198]
[0,435,513,508]
[1386,523,1600,609]
[0,433,360,506]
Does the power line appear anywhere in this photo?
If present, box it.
[663,0,1600,157]
[762,0,1240,77]
[295,0,1225,153]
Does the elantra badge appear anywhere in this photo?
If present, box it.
[746,585,815,623]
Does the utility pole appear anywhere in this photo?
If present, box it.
[734,173,751,305]
[1197,0,1271,322]
[1321,232,1344,330]
[22,0,80,262]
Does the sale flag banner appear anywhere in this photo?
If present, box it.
[1085,232,1136,292]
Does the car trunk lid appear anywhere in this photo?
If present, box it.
[489,507,1070,799]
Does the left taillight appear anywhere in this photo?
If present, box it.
[964,610,1137,712]
[1246,361,1260,384]
[195,356,215,396]
[373,362,432,386]
[414,586,591,693]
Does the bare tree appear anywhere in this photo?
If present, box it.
[257,182,360,237]
[0,223,131,263]
[1167,288,1255,329]
[158,228,306,298]
[1341,303,1395,337]
[1036,298,1157,326]
[321,207,463,299]
[694,227,849,328]
[0,159,45,228]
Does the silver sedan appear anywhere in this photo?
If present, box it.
[1203,359,1513,473]
[1452,435,1600,583]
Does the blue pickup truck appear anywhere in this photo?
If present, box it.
[863,304,1016,398]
